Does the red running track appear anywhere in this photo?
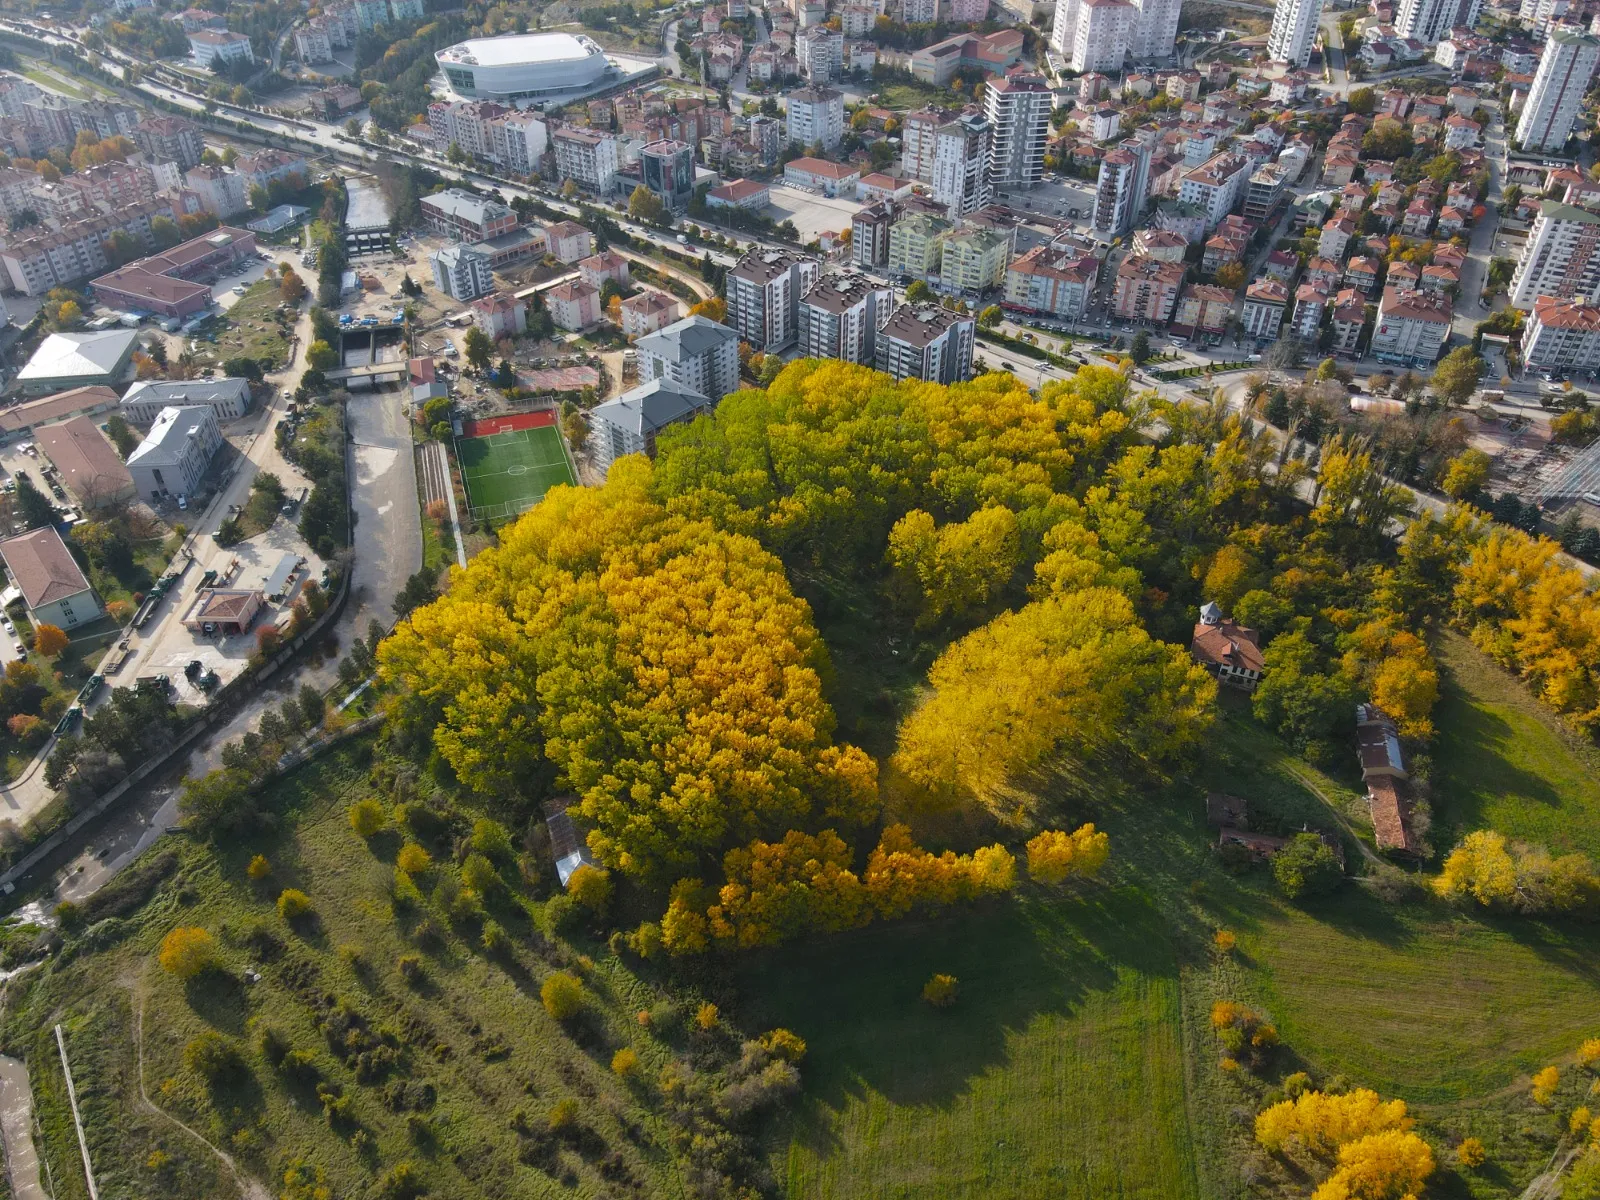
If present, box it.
[460,409,556,438]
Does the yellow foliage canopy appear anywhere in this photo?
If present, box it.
[1311,1129,1436,1200]
[378,458,877,882]
[891,587,1216,816]
[1255,1088,1413,1157]
[1026,825,1110,884]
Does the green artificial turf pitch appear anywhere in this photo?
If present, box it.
[457,424,576,520]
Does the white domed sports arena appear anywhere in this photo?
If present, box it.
[435,32,612,102]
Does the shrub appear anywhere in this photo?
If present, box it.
[1532,1065,1560,1105]
[548,1098,580,1132]
[1580,1038,1600,1070]
[55,900,83,931]
[694,1002,720,1030]
[277,889,313,921]
[397,953,425,986]
[471,817,512,858]
[568,863,612,914]
[396,842,432,874]
[1272,833,1344,900]
[760,1028,807,1063]
[460,852,499,896]
[922,974,958,1007]
[337,943,363,968]
[255,1022,290,1066]
[1213,929,1236,954]
[348,798,385,838]
[611,1047,638,1077]
[246,855,272,881]
[375,1161,425,1200]
[542,893,578,935]
[183,1031,244,1084]
[158,927,216,978]
[628,920,664,960]
[541,972,585,1020]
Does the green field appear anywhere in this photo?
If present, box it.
[457,426,576,522]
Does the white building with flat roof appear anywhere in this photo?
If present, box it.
[435,32,612,102]
[1516,29,1600,152]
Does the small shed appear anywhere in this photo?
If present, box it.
[182,588,264,635]
[263,552,299,602]
[543,797,598,886]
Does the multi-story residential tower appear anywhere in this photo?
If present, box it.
[1394,0,1481,45]
[798,272,892,364]
[1516,28,1600,152]
[1524,295,1600,372]
[900,106,951,180]
[1510,200,1600,307]
[1267,0,1324,66]
[888,212,953,280]
[875,304,975,383]
[786,86,844,149]
[931,112,992,218]
[984,73,1049,189]
[551,126,619,193]
[1070,0,1134,73]
[726,249,820,352]
[635,315,741,399]
[431,244,495,301]
[1094,139,1152,236]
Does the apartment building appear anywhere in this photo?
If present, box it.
[131,115,204,169]
[1112,254,1186,322]
[1243,163,1289,223]
[888,211,953,280]
[1523,295,1600,371]
[984,73,1049,189]
[1515,28,1600,152]
[420,189,519,241]
[2,200,171,297]
[1240,278,1290,339]
[294,24,333,62]
[126,405,222,503]
[786,86,844,149]
[853,200,896,269]
[875,303,975,383]
[590,378,713,479]
[619,289,682,339]
[1003,243,1098,317]
[727,248,820,352]
[1171,283,1234,335]
[548,279,602,331]
[552,127,620,194]
[635,315,741,400]
[431,244,495,301]
[235,149,309,193]
[1094,140,1151,237]
[1510,200,1600,307]
[188,29,254,66]
[940,227,1011,291]
[1371,286,1453,365]
[1268,0,1325,67]
[900,105,951,180]
[545,221,595,263]
[931,112,992,219]
[1396,0,1481,43]
[1178,153,1252,231]
[798,271,892,364]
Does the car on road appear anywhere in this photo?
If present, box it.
[11,642,23,657]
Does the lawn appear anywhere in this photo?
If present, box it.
[741,639,1600,1200]
[1428,630,1600,859]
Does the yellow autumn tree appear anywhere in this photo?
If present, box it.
[1434,830,1518,906]
[1311,1129,1436,1200]
[887,505,1021,627]
[1255,1089,1413,1157]
[706,829,870,948]
[892,588,1216,817]
[159,927,216,979]
[1026,825,1110,884]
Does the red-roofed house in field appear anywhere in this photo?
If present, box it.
[1355,703,1419,854]
[1190,601,1263,692]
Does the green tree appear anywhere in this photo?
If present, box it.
[463,325,493,372]
[104,413,137,458]
[1347,86,1376,115]
[627,183,666,224]
[1271,833,1344,900]
[904,280,933,304]
[446,140,465,163]
[977,304,1002,327]
[13,475,55,529]
[1130,331,1152,364]
[1432,345,1485,407]
[305,340,338,371]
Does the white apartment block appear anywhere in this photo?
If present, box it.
[1516,29,1600,152]
[552,127,619,194]
[1178,152,1252,231]
[635,315,741,401]
[431,244,495,301]
[797,27,844,81]
[875,304,975,384]
[184,165,248,218]
[188,29,254,67]
[1268,0,1324,66]
[1524,295,1600,371]
[727,248,820,352]
[1371,286,1453,366]
[798,272,891,364]
[1510,200,1600,308]
[294,24,333,63]
[1395,0,1481,43]
[1070,0,1135,74]
[1094,140,1151,237]
[1129,0,1179,56]
[931,112,993,219]
[985,73,1049,189]
[900,107,948,181]
[786,86,844,149]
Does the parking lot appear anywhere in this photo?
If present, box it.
[763,185,864,242]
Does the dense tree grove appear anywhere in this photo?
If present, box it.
[381,354,1600,952]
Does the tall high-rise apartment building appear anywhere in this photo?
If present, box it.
[1267,0,1325,66]
[1394,0,1481,45]
[984,73,1049,189]
[1093,138,1152,236]
[726,248,820,352]
[931,112,992,218]
[1052,0,1177,70]
[1516,28,1600,152]
[1510,200,1600,308]
[798,272,892,364]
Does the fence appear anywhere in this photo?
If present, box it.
[467,496,541,523]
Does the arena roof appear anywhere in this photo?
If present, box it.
[437,31,601,67]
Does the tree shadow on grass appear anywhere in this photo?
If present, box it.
[185,969,249,1035]
[735,879,1171,1134]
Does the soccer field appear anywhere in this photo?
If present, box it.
[457,422,576,522]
